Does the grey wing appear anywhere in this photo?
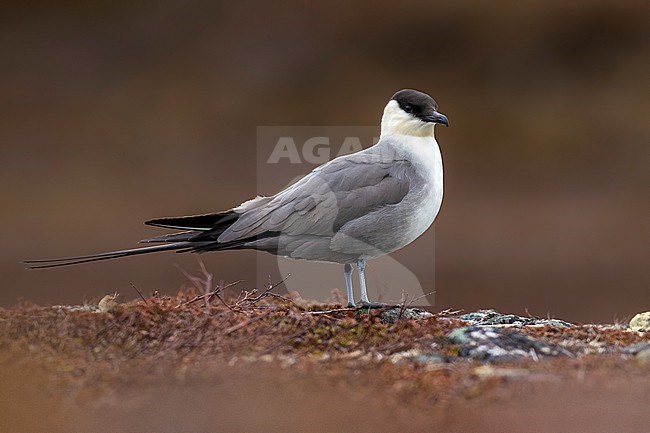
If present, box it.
[218,148,414,243]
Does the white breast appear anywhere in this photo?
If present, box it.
[390,134,444,244]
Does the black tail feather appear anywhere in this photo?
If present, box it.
[24,242,190,269]
[139,231,198,243]
[25,210,278,269]
[145,211,238,231]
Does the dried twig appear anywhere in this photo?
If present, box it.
[176,258,243,309]
[406,290,436,308]
[435,308,463,317]
[212,279,236,311]
[239,274,291,306]
[181,280,243,308]
[130,283,147,303]
[198,259,212,313]
[264,292,300,307]
[389,289,437,323]
[395,289,409,322]
[302,307,355,316]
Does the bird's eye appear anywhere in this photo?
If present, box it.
[404,104,413,113]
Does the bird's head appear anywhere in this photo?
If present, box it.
[381,89,449,138]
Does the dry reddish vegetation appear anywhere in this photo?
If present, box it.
[1,286,649,432]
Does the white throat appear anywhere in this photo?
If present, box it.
[380,100,436,138]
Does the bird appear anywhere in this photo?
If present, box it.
[25,89,449,308]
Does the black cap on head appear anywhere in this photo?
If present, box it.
[391,89,449,126]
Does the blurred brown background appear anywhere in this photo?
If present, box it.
[2,1,648,322]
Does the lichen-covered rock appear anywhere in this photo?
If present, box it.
[458,309,572,327]
[629,311,650,332]
[447,326,572,361]
[379,307,433,323]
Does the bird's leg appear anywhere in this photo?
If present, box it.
[344,263,355,307]
[357,258,387,308]
[357,258,370,305]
